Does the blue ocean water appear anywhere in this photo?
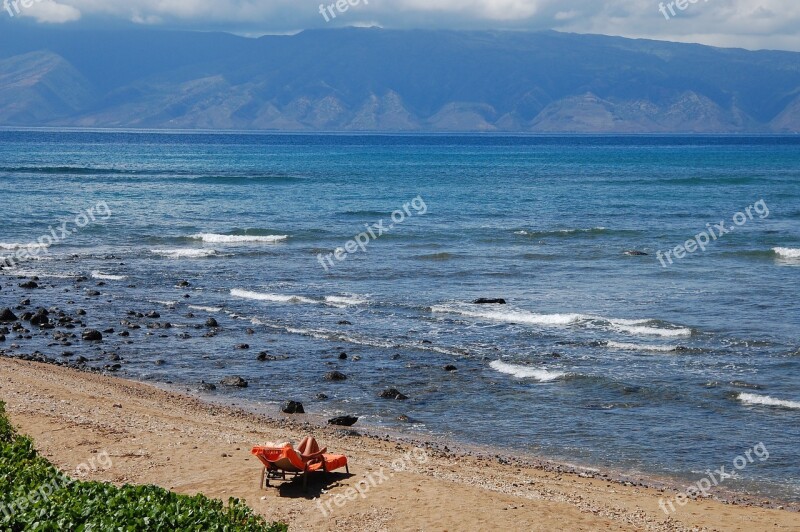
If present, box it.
[1,131,799,500]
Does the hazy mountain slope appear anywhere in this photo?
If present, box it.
[0,26,798,132]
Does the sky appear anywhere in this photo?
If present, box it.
[4,0,800,52]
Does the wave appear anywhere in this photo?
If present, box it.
[489,360,566,382]
[231,289,315,304]
[150,248,218,258]
[152,300,178,307]
[513,227,611,238]
[0,242,49,251]
[606,341,678,352]
[188,305,223,313]
[774,247,800,259]
[91,270,127,281]
[324,295,368,307]
[432,305,692,337]
[189,233,288,244]
[738,393,800,410]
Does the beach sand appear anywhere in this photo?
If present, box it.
[0,357,795,531]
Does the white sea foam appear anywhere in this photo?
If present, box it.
[324,295,369,307]
[433,305,692,338]
[152,300,178,307]
[231,289,315,304]
[151,248,218,258]
[773,247,800,259]
[607,321,692,338]
[606,341,677,353]
[190,233,288,244]
[738,393,800,410]
[432,305,583,326]
[489,360,566,382]
[0,242,49,251]
[189,305,223,313]
[91,270,127,281]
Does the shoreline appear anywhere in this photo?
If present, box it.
[1,357,796,531]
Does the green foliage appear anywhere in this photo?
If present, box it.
[0,402,288,531]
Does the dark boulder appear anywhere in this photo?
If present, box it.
[205,318,218,327]
[220,376,248,388]
[325,371,347,381]
[473,298,506,305]
[281,401,305,414]
[0,308,18,322]
[379,388,408,400]
[443,364,458,372]
[19,281,38,289]
[145,311,161,319]
[81,329,103,341]
[199,381,216,391]
[328,415,358,427]
[235,343,249,350]
[624,250,649,256]
[316,393,329,400]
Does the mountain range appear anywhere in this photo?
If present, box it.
[0,25,799,133]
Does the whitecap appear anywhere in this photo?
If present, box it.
[0,242,49,251]
[738,393,800,410]
[606,341,678,352]
[774,247,800,259]
[188,305,223,313]
[607,320,692,338]
[489,360,566,382]
[431,305,584,326]
[230,289,315,304]
[91,270,127,281]
[324,295,369,307]
[190,233,288,244]
[151,248,218,258]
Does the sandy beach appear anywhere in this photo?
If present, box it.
[0,358,796,531]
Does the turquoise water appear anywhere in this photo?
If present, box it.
[1,131,799,500]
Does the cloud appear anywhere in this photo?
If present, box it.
[14,0,81,23]
[9,0,800,51]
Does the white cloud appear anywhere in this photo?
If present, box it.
[12,0,800,51]
[18,0,81,23]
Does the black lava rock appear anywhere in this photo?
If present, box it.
[281,401,305,414]
[325,371,347,381]
[0,308,18,322]
[205,318,218,328]
[19,281,38,289]
[220,376,248,388]
[328,415,359,427]
[473,298,506,305]
[81,329,103,342]
[379,388,408,400]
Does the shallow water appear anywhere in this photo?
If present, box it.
[1,131,798,500]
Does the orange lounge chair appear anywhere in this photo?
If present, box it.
[251,437,349,490]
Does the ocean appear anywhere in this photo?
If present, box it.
[1,130,798,501]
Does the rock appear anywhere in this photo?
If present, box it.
[145,311,161,319]
[328,415,358,427]
[154,359,166,366]
[473,298,506,305]
[397,414,413,423]
[443,364,458,371]
[235,343,250,350]
[379,388,408,400]
[281,401,305,414]
[75,356,88,364]
[338,320,352,325]
[199,382,217,391]
[102,328,114,334]
[19,299,30,306]
[177,280,190,287]
[118,331,130,337]
[316,393,329,400]
[0,334,4,342]
[86,290,101,297]
[338,352,348,360]
[256,352,270,361]
[205,318,219,327]
[81,329,103,341]
[76,309,87,316]
[19,281,38,289]
[220,376,248,388]
[624,250,648,256]
[0,308,19,322]
[325,371,347,381]
[246,328,255,335]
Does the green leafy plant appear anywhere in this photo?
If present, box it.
[0,401,287,531]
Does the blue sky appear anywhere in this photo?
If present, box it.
[3,0,800,51]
